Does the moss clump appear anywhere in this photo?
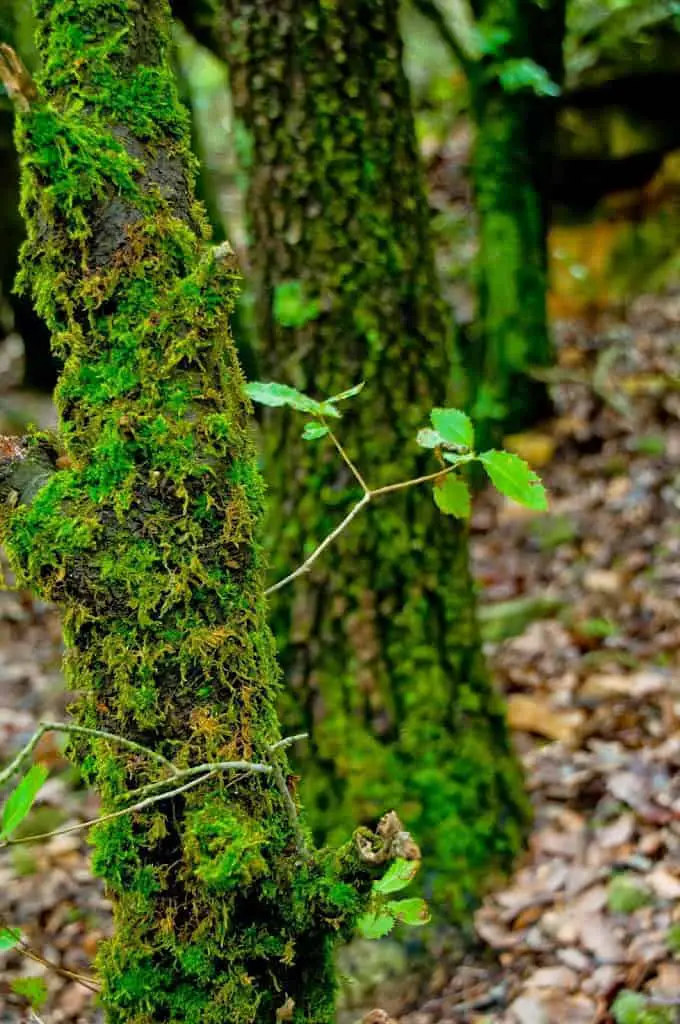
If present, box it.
[218,0,530,917]
[1,1,409,1020]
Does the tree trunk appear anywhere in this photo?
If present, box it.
[0,2,409,1020]
[468,0,566,435]
[218,0,529,917]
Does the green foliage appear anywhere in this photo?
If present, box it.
[497,58,561,96]
[433,475,471,519]
[0,926,20,951]
[478,450,548,510]
[357,859,430,939]
[608,875,654,914]
[245,380,340,417]
[302,422,330,441]
[10,977,48,1009]
[273,281,320,328]
[612,990,675,1024]
[1,764,48,840]
[430,407,475,449]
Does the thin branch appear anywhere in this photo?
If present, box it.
[265,492,370,595]
[269,733,308,753]
[0,721,178,789]
[371,460,463,499]
[123,758,272,800]
[267,746,309,861]
[326,426,369,493]
[266,453,473,596]
[0,916,99,993]
[0,770,221,848]
[410,0,480,70]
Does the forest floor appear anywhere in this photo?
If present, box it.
[0,291,679,1023]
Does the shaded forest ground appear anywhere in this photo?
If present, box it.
[0,289,678,1023]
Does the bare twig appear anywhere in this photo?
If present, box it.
[0,721,178,789]
[266,442,473,596]
[266,493,370,595]
[0,770,221,848]
[0,916,99,993]
[269,733,308,753]
[326,426,369,493]
[267,744,309,860]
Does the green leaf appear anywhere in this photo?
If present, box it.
[273,281,320,328]
[387,897,431,927]
[416,427,443,449]
[433,476,471,519]
[498,58,561,97]
[1,763,48,840]
[302,422,329,441]
[10,977,48,1009]
[479,450,548,510]
[431,408,474,449]
[373,857,419,895]
[0,927,20,952]
[244,381,341,419]
[356,910,396,940]
[327,381,365,403]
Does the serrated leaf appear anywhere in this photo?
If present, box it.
[387,897,431,927]
[10,977,48,1009]
[356,910,396,940]
[416,427,443,449]
[373,857,419,895]
[302,422,329,441]
[479,450,548,510]
[0,927,20,952]
[433,476,471,519]
[1,763,48,840]
[327,381,365,403]
[244,381,341,418]
[431,408,474,449]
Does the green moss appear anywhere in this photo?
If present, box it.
[1,1,393,1019]
[222,0,530,918]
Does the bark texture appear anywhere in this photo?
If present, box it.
[215,0,530,916]
[0,2,409,1021]
[468,0,566,434]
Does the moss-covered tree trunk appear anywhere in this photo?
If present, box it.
[467,0,566,433]
[200,0,531,917]
[0,2,411,1021]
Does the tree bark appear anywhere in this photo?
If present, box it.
[213,0,530,917]
[0,2,411,1020]
[468,0,566,434]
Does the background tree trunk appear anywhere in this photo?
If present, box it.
[217,0,530,916]
[468,0,567,434]
[1,1,402,1019]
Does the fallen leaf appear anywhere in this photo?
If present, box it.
[507,695,585,744]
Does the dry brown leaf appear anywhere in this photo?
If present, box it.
[507,695,585,744]
[504,432,557,468]
[647,867,680,900]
